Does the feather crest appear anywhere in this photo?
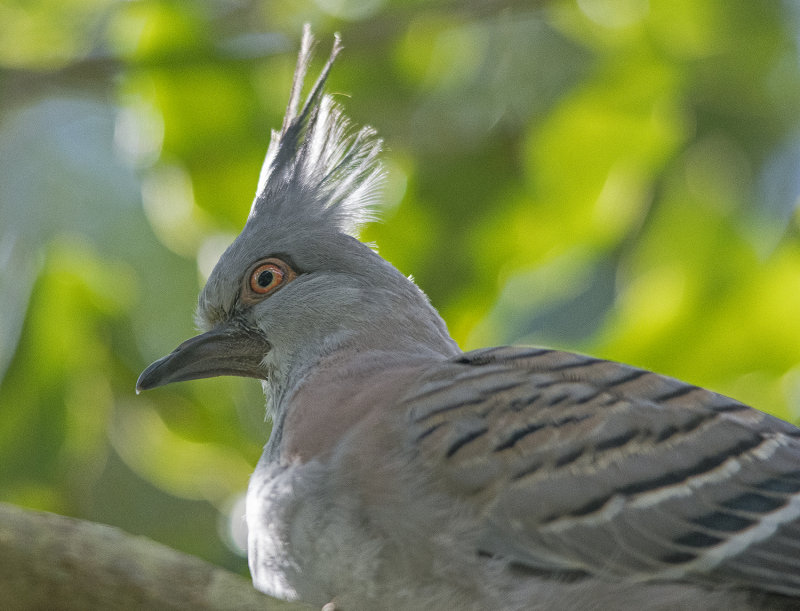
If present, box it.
[250,25,383,236]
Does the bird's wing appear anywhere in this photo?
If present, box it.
[403,346,800,596]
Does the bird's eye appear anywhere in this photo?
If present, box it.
[249,263,284,294]
[244,258,295,301]
[252,265,280,292]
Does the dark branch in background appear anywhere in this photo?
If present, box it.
[0,503,306,610]
[0,0,552,108]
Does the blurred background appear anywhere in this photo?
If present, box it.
[2,0,800,576]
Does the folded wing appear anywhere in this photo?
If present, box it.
[405,346,800,596]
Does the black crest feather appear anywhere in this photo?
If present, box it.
[249,25,383,236]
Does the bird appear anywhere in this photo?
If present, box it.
[137,26,800,611]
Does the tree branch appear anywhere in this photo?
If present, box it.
[0,502,308,610]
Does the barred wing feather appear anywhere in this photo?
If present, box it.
[405,346,800,597]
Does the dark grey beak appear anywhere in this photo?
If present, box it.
[136,324,269,392]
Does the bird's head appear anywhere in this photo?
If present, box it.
[136,27,458,399]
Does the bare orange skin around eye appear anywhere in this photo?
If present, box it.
[241,258,297,304]
[250,263,285,294]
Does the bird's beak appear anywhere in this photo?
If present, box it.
[136,324,269,393]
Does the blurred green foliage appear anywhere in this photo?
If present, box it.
[1,0,799,575]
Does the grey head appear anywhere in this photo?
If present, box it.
[136,26,459,403]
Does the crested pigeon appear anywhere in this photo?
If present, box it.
[137,27,800,610]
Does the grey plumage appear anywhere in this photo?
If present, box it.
[137,26,800,611]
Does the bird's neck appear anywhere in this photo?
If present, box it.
[260,280,461,449]
[263,345,453,463]
[265,328,459,407]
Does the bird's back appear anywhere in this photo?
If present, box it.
[405,346,800,607]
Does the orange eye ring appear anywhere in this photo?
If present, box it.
[249,262,285,294]
[241,258,296,304]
